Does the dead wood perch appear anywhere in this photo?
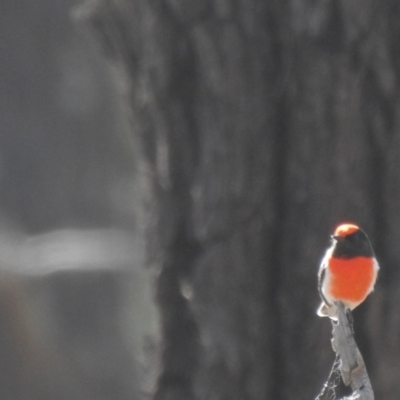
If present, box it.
[331,302,374,400]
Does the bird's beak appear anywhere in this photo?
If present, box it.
[332,235,343,242]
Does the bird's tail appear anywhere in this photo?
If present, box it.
[317,302,338,320]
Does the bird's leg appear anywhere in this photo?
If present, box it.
[345,309,355,335]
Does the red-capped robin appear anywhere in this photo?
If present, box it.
[317,223,379,319]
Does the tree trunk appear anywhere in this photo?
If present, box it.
[78,1,400,399]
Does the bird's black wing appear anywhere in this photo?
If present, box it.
[318,256,332,307]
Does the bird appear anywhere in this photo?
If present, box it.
[317,223,379,320]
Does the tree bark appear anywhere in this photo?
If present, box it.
[332,303,374,400]
[77,0,400,399]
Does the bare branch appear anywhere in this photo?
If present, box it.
[331,303,374,400]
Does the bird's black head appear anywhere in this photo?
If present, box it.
[331,224,374,259]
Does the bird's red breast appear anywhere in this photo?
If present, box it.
[328,256,375,303]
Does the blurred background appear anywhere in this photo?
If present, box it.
[3,1,400,400]
[0,1,157,399]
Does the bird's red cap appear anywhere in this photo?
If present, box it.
[334,223,360,237]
